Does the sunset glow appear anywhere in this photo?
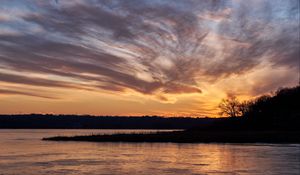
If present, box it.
[0,0,299,117]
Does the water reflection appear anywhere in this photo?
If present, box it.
[0,130,299,175]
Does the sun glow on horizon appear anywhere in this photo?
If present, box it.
[0,0,299,117]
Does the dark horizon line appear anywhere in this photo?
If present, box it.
[0,113,213,119]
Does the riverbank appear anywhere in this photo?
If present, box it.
[43,130,300,143]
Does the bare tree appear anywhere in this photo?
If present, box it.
[218,96,241,118]
[238,100,253,117]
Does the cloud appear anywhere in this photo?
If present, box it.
[0,0,299,100]
[0,88,59,99]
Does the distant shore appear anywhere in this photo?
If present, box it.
[43,130,300,143]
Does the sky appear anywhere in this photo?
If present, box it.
[0,0,299,117]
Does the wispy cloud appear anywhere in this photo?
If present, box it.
[0,0,299,101]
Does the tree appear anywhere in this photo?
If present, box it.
[239,100,253,117]
[218,96,241,118]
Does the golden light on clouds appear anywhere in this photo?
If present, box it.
[0,0,299,117]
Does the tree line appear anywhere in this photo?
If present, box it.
[219,86,300,120]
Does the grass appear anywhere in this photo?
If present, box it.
[43,130,300,143]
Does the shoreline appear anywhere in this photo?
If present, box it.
[43,130,300,143]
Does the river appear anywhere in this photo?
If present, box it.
[0,129,299,175]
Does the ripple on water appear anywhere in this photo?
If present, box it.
[0,129,299,175]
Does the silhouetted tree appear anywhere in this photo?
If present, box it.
[218,96,241,118]
[238,100,253,116]
[240,86,300,130]
[247,95,272,119]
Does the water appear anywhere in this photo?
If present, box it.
[0,130,299,175]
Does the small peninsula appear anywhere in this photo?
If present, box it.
[44,86,300,143]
